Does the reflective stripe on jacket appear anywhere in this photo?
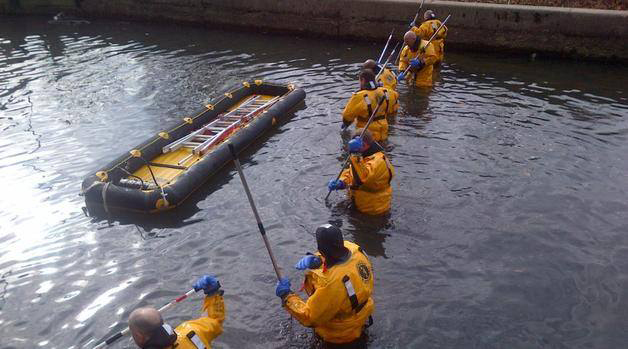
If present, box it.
[172,294,225,349]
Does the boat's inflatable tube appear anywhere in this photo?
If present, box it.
[81,81,305,215]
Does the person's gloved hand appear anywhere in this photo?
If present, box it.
[275,278,292,299]
[295,255,322,270]
[410,58,424,70]
[348,138,364,153]
[193,275,221,296]
[397,72,405,81]
[327,179,346,191]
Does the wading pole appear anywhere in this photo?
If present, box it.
[425,14,451,48]
[228,144,283,280]
[375,43,400,80]
[325,96,387,202]
[410,0,426,27]
[397,0,426,66]
[377,29,394,64]
[92,288,197,349]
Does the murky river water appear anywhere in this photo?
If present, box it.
[1,16,627,349]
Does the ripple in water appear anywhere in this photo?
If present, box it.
[0,16,627,349]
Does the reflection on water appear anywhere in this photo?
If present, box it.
[1,16,628,349]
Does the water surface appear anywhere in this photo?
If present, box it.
[1,16,627,349]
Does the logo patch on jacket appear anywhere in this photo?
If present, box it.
[357,263,371,281]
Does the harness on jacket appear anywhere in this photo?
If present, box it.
[342,275,368,314]
[341,248,374,327]
[186,331,206,349]
[350,143,393,190]
[142,324,177,349]
[361,90,388,122]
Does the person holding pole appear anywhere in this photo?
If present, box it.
[363,58,398,91]
[328,129,395,215]
[275,224,375,347]
[342,69,395,142]
[411,10,448,64]
[127,275,225,349]
[397,31,438,88]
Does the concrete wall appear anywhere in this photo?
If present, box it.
[2,0,627,61]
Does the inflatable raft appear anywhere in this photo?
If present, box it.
[82,80,305,214]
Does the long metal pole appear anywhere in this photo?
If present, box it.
[410,0,426,27]
[228,144,283,280]
[425,14,451,48]
[93,288,197,349]
[325,96,387,201]
[377,29,394,64]
[376,43,400,80]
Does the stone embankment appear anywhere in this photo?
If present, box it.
[1,0,627,61]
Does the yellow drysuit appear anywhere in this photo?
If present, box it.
[172,293,225,348]
[399,40,438,87]
[377,67,398,91]
[284,241,374,344]
[340,144,394,215]
[412,19,447,63]
[342,87,398,142]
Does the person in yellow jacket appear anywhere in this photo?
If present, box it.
[411,10,448,64]
[363,59,397,91]
[128,275,224,349]
[342,69,397,142]
[397,31,438,88]
[328,129,394,216]
[275,224,374,347]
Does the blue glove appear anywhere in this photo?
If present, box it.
[193,275,221,295]
[327,179,346,191]
[397,72,405,81]
[410,58,424,70]
[295,255,322,270]
[348,138,364,153]
[276,278,292,298]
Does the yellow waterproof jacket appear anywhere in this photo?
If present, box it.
[412,19,447,62]
[377,67,397,91]
[399,40,438,87]
[171,294,225,349]
[340,146,394,215]
[284,241,374,344]
[342,87,397,142]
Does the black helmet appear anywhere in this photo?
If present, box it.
[316,224,347,260]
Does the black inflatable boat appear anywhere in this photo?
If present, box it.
[81,80,305,214]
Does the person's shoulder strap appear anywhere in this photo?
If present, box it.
[186,330,206,349]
